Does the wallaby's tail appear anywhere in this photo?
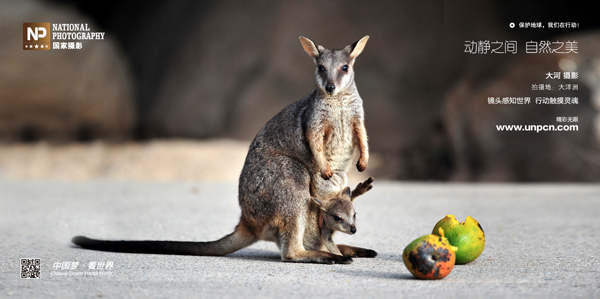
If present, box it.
[72,224,257,256]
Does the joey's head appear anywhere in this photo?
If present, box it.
[312,187,357,235]
[299,36,369,96]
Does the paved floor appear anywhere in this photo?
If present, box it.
[1,180,599,298]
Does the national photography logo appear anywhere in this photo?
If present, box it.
[23,22,105,50]
[23,23,50,50]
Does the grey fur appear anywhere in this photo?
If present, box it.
[314,178,377,258]
[72,36,372,264]
[236,36,371,263]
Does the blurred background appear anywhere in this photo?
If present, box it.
[1,0,599,182]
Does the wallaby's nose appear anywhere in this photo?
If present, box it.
[350,226,357,234]
[325,84,335,93]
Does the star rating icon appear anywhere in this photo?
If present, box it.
[24,43,50,50]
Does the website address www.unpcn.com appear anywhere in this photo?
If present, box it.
[496,124,579,133]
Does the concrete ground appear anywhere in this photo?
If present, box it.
[1,180,599,298]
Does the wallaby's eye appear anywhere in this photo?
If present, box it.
[333,216,342,222]
[354,213,357,219]
[317,65,325,73]
[341,65,349,72]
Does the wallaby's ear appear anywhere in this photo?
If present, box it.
[311,198,327,211]
[342,187,352,200]
[299,36,320,60]
[347,35,370,61]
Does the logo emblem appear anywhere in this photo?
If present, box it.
[23,23,51,50]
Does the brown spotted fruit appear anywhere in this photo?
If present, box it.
[432,215,485,264]
[402,228,457,279]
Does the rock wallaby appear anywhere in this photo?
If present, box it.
[72,36,373,264]
[299,35,370,200]
[312,177,376,259]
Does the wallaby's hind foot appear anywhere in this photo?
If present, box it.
[280,216,354,264]
[351,177,374,200]
[337,244,378,258]
[282,249,353,264]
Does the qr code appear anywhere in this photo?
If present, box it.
[21,258,41,279]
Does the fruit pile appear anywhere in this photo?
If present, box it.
[402,215,485,279]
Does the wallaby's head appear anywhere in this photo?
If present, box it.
[312,187,357,235]
[299,36,369,96]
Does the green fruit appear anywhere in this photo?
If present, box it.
[432,215,485,264]
[402,228,457,279]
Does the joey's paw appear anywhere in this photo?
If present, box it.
[339,246,377,258]
[349,249,377,258]
[321,167,333,180]
[356,159,368,172]
[352,177,374,199]
[359,177,374,191]
[362,249,378,258]
[335,256,353,264]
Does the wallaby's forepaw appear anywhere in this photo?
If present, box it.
[321,166,333,180]
[356,158,368,172]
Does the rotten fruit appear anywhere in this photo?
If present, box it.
[432,215,485,264]
[402,228,457,279]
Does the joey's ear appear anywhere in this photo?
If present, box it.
[342,187,352,200]
[311,198,327,211]
[299,36,320,60]
[347,35,370,61]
